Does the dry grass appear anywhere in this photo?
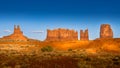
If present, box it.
[0,38,120,68]
[0,38,120,54]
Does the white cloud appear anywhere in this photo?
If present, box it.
[31,31,44,33]
[4,29,11,33]
[0,35,2,38]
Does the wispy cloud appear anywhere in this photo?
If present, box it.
[0,35,3,38]
[31,31,44,33]
[4,29,11,33]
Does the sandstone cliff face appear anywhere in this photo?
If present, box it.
[100,24,113,38]
[80,29,89,40]
[46,28,78,41]
[2,25,28,41]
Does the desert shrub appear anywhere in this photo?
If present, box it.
[41,45,53,52]
[68,48,72,51]
[85,57,91,61]
[77,61,92,68]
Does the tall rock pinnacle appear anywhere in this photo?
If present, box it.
[2,25,28,41]
[80,29,89,40]
[100,24,113,38]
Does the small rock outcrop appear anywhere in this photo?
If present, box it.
[2,25,28,41]
[100,24,113,38]
[80,29,89,40]
[46,28,78,41]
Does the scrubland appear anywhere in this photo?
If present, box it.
[0,38,120,68]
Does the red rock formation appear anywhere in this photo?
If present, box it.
[100,24,113,38]
[80,29,89,40]
[2,25,28,41]
[46,28,78,41]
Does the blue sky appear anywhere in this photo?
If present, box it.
[0,0,120,41]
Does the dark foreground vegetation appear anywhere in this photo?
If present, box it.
[0,38,120,68]
[0,51,120,68]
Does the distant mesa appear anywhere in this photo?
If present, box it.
[100,24,113,39]
[0,25,28,41]
[0,24,114,41]
[80,29,89,40]
[46,28,78,41]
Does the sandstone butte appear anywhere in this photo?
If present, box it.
[45,28,78,41]
[100,24,113,38]
[0,25,28,41]
[80,29,89,40]
[0,24,114,42]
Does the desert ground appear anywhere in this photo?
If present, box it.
[0,38,120,68]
